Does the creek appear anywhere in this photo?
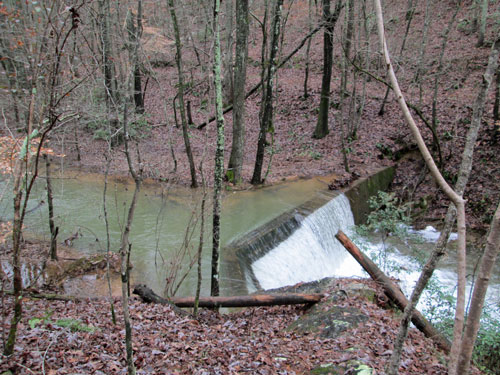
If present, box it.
[0,170,331,297]
[0,169,498,316]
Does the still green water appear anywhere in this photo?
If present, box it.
[0,171,331,297]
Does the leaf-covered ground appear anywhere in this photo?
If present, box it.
[1,279,475,374]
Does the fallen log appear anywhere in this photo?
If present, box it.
[2,289,83,302]
[335,230,451,352]
[133,284,324,308]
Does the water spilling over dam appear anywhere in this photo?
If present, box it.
[252,194,362,289]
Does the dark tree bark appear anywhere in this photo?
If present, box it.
[227,0,249,184]
[493,65,500,122]
[251,0,284,185]
[312,0,343,139]
[187,100,193,125]
[477,0,488,47]
[44,154,58,261]
[125,1,144,113]
[303,0,314,98]
[168,0,198,188]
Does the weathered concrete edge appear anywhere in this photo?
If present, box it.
[345,166,395,224]
[224,166,395,293]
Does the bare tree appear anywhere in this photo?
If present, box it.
[222,0,235,104]
[456,201,500,374]
[377,0,416,116]
[303,0,315,98]
[372,5,500,375]
[168,0,198,188]
[211,0,226,297]
[2,1,82,355]
[372,1,476,373]
[119,101,142,375]
[252,0,284,184]
[227,0,249,184]
[477,0,488,47]
[44,155,58,261]
[312,0,343,139]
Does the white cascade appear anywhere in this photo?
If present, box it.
[251,194,363,290]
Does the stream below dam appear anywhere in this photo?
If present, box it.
[0,169,499,316]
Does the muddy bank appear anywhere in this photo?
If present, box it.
[0,239,124,298]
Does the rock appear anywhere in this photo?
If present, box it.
[288,305,368,339]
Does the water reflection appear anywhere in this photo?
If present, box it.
[0,170,331,297]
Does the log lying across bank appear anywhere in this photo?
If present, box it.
[133,284,324,308]
[335,230,451,352]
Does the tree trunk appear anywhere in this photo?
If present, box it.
[222,0,234,104]
[456,201,500,374]
[339,0,354,172]
[251,0,284,185]
[44,155,58,261]
[168,0,198,188]
[313,0,333,139]
[313,0,343,139]
[4,92,37,357]
[74,127,81,162]
[431,3,461,143]
[415,0,432,105]
[372,2,469,373]
[103,155,116,324]
[493,65,500,122]
[134,285,324,308]
[227,0,249,184]
[120,99,143,375]
[173,294,324,308]
[340,0,354,99]
[194,183,207,316]
[132,1,144,113]
[303,0,314,98]
[211,0,225,297]
[335,231,451,352]
[187,100,193,125]
[4,180,23,356]
[477,0,488,47]
[450,34,500,375]
[98,0,119,145]
[378,0,416,116]
[350,0,371,139]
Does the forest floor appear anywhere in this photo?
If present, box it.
[1,278,481,375]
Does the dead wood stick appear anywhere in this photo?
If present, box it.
[133,284,324,308]
[2,290,80,301]
[335,230,451,352]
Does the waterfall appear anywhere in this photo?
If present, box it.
[251,194,363,290]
